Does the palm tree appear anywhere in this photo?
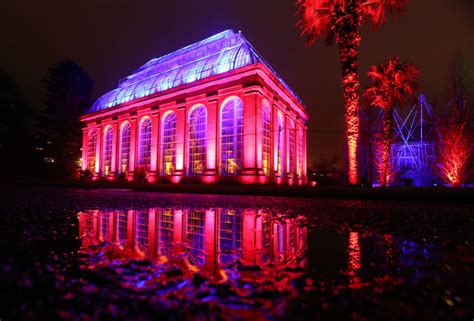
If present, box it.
[364,57,419,187]
[296,0,409,185]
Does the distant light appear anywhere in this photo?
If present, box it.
[43,157,56,163]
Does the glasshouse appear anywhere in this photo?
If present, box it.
[80,30,309,184]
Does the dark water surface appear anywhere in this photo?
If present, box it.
[0,186,472,320]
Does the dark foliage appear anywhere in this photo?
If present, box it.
[40,59,94,178]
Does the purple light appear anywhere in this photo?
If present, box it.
[89,29,303,113]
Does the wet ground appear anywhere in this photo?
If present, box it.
[0,185,472,320]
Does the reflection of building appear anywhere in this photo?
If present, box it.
[80,30,308,185]
[78,208,307,272]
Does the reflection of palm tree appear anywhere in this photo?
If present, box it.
[296,0,409,184]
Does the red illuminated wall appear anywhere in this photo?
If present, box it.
[80,64,309,185]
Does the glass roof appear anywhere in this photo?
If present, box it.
[89,29,302,113]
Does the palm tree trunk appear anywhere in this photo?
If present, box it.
[334,0,362,185]
[380,106,393,187]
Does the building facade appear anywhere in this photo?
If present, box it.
[80,30,309,184]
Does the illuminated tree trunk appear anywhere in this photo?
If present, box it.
[380,106,393,187]
[334,0,362,185]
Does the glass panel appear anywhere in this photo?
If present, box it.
[103,127,113,176]
[289,121,296,175]
[220,97,243,175]
[262,104,271,176]
[135,210,149,254]
[138,118,152,165]
[277,114,284,175]
[87,130,97,171]
[185,210,206,266]
[188,106,207,175]
[158,209,174,257]
[120,123,131,174]
[161,112,177,176]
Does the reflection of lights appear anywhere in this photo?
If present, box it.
[347,231,361,289]
[78,208,307,277]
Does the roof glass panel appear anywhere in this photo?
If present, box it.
[89,30,302,113]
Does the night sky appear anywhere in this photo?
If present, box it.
[2,0,473,166]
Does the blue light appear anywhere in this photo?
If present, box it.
[89,29,303,113]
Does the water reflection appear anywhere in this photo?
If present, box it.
[76,208,435,319]
[79,208,308,276]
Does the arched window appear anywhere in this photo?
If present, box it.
[219,209,242,264]
[297,128,304,177]
[103,127,113,175]
[188,105,207,175]
[262,100,271,176]
[220,97,243,175]
[277,111,284,175]
[162,112,177,175]
[138,117,152,165]
[87,129,97,171]
[289,120,296,175]
[119,122,131,174]
[135,210,149,255]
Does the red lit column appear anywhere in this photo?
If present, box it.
[109,120,118,180]
[203,209,217,274]
[303,125,308,179]
[174,106,185,177]
[285,113,291,177]
[242,209,257,265]
[273,106,284,178]
[242,89,263,180]
[108,212,115,242]
[148,209,157,256]
[93,124,102,180]
[148,111,160,183]
[81,128,88,171]
[204,98,218,176]
[126,210,135,251]
[295,122,301,180]
[92,210,99,239]
[127,116,137,181]
[173,210,184,255]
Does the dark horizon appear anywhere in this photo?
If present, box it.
[2,0,473,166]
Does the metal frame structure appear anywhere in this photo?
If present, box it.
[390,94,437,186]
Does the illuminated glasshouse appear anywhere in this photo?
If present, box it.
[80,30,309,184]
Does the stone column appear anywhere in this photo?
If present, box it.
[303,125,308,179]
[148,208,157,256]
[285,113,291,177]
[81,128,88,171]
[242,209,256,265]
[173,210,184,255]
[93,124,102,181]
[203,209,217,274]
[204,98,218,176]
[127,115,137,182]
[174,106,186,178]
[109,120,118,180]
[148,111,160,183]
[127,210,135,251]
